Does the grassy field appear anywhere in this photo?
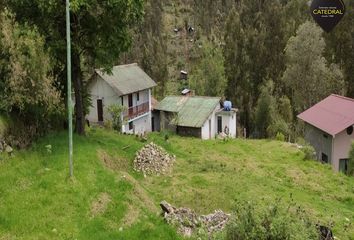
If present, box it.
[0,128,353,239]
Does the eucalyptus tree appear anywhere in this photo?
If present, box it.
[5,0,144,135]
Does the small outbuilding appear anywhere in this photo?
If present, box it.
[154,96,237,139]
[297,94,354,173]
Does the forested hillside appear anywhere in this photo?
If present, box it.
[122,0,354,138]
[0,0,353,142]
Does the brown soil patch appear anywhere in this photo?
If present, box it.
[98,149,129,172]
[121,203,140,227]
[123,172,158,213]
[90,192,112,217]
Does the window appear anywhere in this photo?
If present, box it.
[321,153,328,163]
[129,122,133,130]
[137,92,140,101]
[347,126,353,135]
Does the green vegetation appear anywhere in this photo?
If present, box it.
[0,129,353,239]
[225,199,317,240]
[349,143,354,176]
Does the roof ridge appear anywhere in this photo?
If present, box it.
[113,63,138,68]
[330,94,354,102]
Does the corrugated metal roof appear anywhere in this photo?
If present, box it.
[156,96,221,128]
[297,94,354,136]
[95,63,157,96]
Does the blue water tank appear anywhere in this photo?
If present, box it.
[224,101,232,111]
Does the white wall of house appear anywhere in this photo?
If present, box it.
[201,105,219,140]
[121,89,150,108]
[122,113,151,134]
[87,76,120,123]
[216,111,237,138]
[332,127,354,171]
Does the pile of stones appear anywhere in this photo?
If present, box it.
[0,140,13,155]
[160,201,230,237]
[133,142,176,176]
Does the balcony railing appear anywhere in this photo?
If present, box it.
[123,102,149,120]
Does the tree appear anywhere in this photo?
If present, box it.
[121,0,168,98]
[324,0,354,98]
[189,41,226,96]
[0,11,62,145]
[223,1,287,136]
[254,81,276,138]
[5,0,144,135]
[282,21,345,112]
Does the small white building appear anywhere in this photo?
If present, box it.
[87,63,157,134]
[154,96,237,140]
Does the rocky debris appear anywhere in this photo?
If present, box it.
[160,201,230,237]
[134,143,175,176]
[0,139,13,155]
[5,145,13,154]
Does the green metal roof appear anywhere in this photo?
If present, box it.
[95,63,157,96]
[155,96,221,128]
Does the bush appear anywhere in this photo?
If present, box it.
[301,145,316,161]
[225,199,317,240]
[275,132,285,142]
[106,104,126,132]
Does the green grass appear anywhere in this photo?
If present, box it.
[0,128,353,239]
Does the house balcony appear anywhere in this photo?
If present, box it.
[123,101,149,121]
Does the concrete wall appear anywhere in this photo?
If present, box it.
[304,124,333,165]
[87,76,120,123]
[333,127,354,171]
[216,111,237,138]
[122,113,151,134]
[201,105,219,140]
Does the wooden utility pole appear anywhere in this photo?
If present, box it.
[66,0,73,177]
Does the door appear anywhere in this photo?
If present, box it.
[217,116,222,133]
[128,94,133,107]
[339,159,349,174]
[128,94,133,116]
[97,99,103,122]
[151,117,155,131]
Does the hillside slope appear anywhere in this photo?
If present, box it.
[0,129,353,239]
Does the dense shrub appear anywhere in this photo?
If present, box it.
[301,145,316,161]
[106,104,126,132]
[275,132,285,142]
[225,200,317,240]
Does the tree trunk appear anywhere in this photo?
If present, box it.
[72,52,85,135]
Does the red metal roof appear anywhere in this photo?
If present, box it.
[297,94,354,136]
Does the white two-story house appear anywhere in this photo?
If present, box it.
[87,63,157,134]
